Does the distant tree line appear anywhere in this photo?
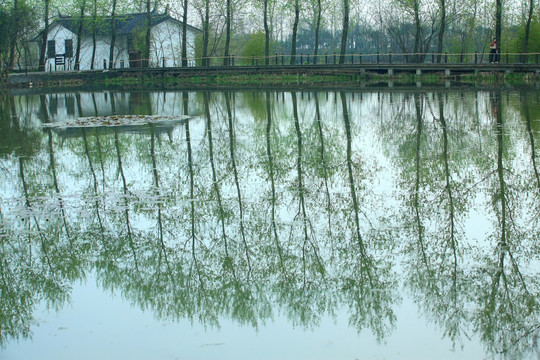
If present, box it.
[1,0,539,76]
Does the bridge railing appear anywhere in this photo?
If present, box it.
[190,52,540,67]
[10,51,540,74]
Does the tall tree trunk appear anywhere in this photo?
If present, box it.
[413,0,421,62]
[290,0,299,65]
[495,0,502,55]
[181,0,188,66]
[223,0,231,65]
[313,0,321,64]
[108,0,117,69]
[144,0,152,67]
[74,0,86,70]
[38,0,50,71]
[339,0,349,64]
[202,0,209,66]
[263,0,270,64]
[436,0,446,63]
[8,0,19,72]
[90,0,97,69]
[522,0,534,63]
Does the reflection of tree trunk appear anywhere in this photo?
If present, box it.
[340,92,365,257]
[413,94,428,266]
[226,92,252,274]
[266,92,285,272]
[485,96,531,339]
[523,97,540,190]
[82,127,105,245]
[184,92,199,279]
[115,129,139,270]
[205,93,233,273]
[110,92,116,114]
[314,93,332,236]
[76,93,83,117]
[438,95,457,272]
[495,93,506,260]
[292,92,323,280]
[47,129,72,245]
[150,125,173,279]
[94,129,105,192]
[19,157,52,269]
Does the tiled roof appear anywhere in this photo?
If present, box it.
[50,11,200,37]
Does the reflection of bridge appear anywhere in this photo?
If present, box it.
[9,52,540,87]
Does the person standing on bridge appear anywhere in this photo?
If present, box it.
[489,38,497,63]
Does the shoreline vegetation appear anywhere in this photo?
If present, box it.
[3,70,539,90]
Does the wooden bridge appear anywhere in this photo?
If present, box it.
[8,52,540,88]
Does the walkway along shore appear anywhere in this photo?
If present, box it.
[7,62,540,88]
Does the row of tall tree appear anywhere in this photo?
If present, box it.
[1,0,539,75]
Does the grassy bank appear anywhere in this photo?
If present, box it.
[100,71,539,88]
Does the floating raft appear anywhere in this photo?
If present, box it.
[42,114,191,129]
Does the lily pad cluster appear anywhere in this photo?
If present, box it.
[42,115,190,128]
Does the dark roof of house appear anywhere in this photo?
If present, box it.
[39,11,200,39]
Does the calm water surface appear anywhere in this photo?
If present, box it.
[0,87,539,360]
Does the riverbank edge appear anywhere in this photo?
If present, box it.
[4,69,539,91]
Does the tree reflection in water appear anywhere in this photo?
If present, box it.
[0,88,539,358]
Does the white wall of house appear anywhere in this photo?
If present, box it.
[150,20,197,67]
[45,25,130,71]
[43,19,199,71]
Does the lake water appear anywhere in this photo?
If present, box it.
[1,86,539,360]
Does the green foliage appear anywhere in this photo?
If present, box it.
[0,0,38,75]
[505,19,540,56]
[241,32,266,65]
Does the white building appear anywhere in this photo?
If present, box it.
[37,10,200,71]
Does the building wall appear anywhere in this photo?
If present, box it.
[43,20,199,71]
[45,25,130,71]
[150,20,198,67]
